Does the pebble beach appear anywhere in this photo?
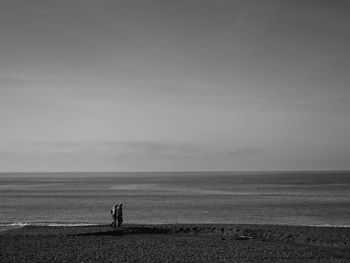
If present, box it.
[1,224,350,262]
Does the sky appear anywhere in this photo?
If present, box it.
[0,0,349,172]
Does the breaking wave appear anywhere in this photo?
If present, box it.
[0,222,102,228]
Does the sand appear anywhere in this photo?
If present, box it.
[1,224,350,262]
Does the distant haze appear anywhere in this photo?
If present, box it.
[0,0,349,172]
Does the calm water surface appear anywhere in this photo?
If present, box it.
[1,171,350,227]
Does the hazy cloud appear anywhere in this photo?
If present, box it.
[0,140,263,158]
[225,148,263,156]
[0,76,37,88]
[0,0,349,171]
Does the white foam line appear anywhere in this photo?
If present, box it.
[0,222,102,227]
[1,222,350,228]
[310,224,350,228]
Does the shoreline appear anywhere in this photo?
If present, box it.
[3,223,350,246]
[2,221,350,235]
[2,221,350,228]
[1,223,350,262]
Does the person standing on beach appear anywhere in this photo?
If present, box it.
[117,203,123,228]
[111,203,118,228]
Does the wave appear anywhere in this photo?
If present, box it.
[1,222,350,229]
[110,184,158,190]
[109,184,291,196]
[0,222,103,228]
[310,224,350,228]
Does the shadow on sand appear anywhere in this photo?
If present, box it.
[75,226,170,236]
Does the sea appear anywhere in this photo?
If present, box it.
[1,171,350,230]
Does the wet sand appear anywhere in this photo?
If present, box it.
[1,224,350,262]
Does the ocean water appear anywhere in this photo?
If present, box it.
[1,171,350,228]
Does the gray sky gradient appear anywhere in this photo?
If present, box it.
[0,0,349,171]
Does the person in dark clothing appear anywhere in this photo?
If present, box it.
[111,203,118,228]
[117,203,123,228]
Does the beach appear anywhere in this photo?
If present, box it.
[1,224,350,262]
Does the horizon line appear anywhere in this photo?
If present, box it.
[0,169,349,174]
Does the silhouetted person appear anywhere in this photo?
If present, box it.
[117,203,123,228]
[111,203,118,228]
